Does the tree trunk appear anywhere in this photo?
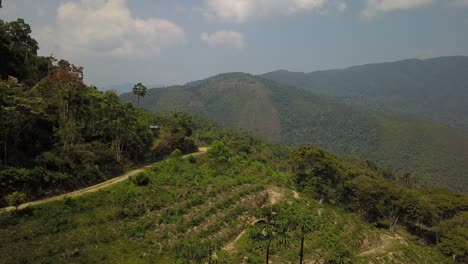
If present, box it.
[266,240,271,264]
[208,246,213,264]
[3,135,7,166]
[137,96,140,108]
[389,214,399,231]
[299,231,305,264]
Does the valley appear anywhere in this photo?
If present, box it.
[121,72,468,192]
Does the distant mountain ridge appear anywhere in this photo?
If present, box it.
[262,56,468,133]
[121,72,468,192]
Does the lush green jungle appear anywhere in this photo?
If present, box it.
[121,73,468,192]
[1,18,467,264]
[262,57,468,134]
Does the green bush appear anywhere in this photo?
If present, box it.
[170,149,183,159]
[6,191,27,210]
[130,173,150,186]
[207,141,231,164]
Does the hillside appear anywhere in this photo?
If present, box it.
[121,73,468,192]
[262,56,468,133]
[1,129,464,263]
[2,17,467,264]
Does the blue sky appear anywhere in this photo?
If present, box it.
[1,0,467,89]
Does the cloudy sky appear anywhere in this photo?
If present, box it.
[1,0,467,89]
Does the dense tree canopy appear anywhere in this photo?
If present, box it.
[0,20,196,205]
[0,19,51,86]
[292,145,468,262]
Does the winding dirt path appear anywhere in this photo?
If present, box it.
[0,147,208,213]
[357,234,407,257]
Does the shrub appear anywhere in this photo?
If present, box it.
[207,141,231,164]
[0,167,33,198]
[187,155,197,164]
[6,191,27,210]
[170,149,183,159]
[130,173,150,186]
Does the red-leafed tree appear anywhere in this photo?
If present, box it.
[45,60,87,149]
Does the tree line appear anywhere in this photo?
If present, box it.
[0,19,196,206]
[292,145,468,262]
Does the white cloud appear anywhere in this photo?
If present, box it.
[336,1,347,13]
[362,0,434,17]
[362,0,468,18]
[205,0,327,23]
[35,0,185,58]
[201,30,245,49]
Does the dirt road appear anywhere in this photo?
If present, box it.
[0,147,208,212]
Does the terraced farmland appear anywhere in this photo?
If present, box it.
[0,151,449,263]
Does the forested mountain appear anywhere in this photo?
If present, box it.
[1,18,467,263]
[262,56,468,133]
[121,73,468,192]
[2,119,467,263]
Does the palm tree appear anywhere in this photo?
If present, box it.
[250,205,293,264]
[132,82,147,108]
[290,201,318,264]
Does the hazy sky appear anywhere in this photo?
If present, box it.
[1,0,468,88]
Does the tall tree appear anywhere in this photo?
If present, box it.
[290,202,319,264]
[45,60,86,149]
[132,82,147,108]
[0,19,50,86]
[292,146,344,203]
[101,92,137,163]
[250,205,292,264]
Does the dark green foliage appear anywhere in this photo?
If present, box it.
[187,155,197,164]
[5,191,26,210]
[170,149,182,159]
[263,57,468,134]
[292,146,344,202]
[0,20,197,205]
[132,82,147,107]
[0,19,51,86]
[291,145,468,259]
[130,173,150,186]
[207,140,231,164]
[437,227,468,263]
[249,204,294,264]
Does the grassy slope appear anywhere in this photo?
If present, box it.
[0,150,448,264]
[121,74,468,192]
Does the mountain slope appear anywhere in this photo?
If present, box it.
[0,135,455,264]
[121,73,468,192]
[262,56,468,133]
